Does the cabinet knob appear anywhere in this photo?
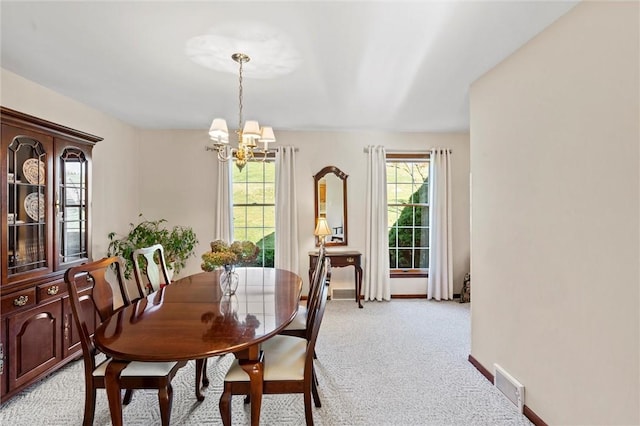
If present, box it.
[47,285,59,295]
[347,257,354,263]
[13,295,29,307]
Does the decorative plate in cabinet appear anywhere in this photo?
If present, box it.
[22,159,45,185]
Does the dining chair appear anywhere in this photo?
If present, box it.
[64,256,186,426]
[280,246,328,340]
[131,243,172,299]
[131,244,211,401]
[218,257,330,426]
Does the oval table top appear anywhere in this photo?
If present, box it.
[94,267,303,362]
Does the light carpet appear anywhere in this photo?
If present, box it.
[1,300,533,425]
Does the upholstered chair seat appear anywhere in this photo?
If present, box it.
[93,359,180,378]
[283,305,308,331]
[224,335,307,383]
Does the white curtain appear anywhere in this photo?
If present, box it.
[213,160,233,243]
[427,148,453,300]
[364,145,391,301]
[274,146,299,273]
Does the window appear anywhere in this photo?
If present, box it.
[386,154,429,277]
[232,159,275,267]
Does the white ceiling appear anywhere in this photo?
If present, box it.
[1,1,578,133]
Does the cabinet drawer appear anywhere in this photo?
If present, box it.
[1,289,37,315]
[37,281,66,302]
[329,256,359,267]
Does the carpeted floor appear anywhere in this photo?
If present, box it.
[1,299,532,425]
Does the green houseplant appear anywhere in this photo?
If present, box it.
[107,214,198,279]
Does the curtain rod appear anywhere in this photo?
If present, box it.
[205,146,298,153]
[362,147,452,154]
[263,147,299,153]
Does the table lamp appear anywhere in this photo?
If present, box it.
[314,217,332,247]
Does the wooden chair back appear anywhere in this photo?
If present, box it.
[306,264,330,359]
[64,256,130,381]
[305,257,330,340]
[306,246,326,302]
[131,244,171,299]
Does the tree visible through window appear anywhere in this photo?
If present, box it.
[386,155,429,275]
[232,160,275,267]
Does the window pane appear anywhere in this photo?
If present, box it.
[397,227,414,247]
[263,205,275,225]
[415,182,428,204]
[414,227,429,247]
[233,184,269,203]
[263,164,276,181]
[415,206,429,227]
[395,183,414,204]
[387,205,402,227]
[389,249,398,269]
[417,249,429,269]
[233,206,248,228]
[235,206,264,226]
[397,249,413,269]
[386,183,401,205]
[263,182,275,202]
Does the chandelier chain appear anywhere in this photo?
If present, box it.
[207,52,273,172]
[238,57,244,134]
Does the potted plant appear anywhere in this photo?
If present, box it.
[107,214,198,279]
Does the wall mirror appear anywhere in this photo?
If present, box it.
[314,166,348,247]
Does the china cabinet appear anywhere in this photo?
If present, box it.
[0,107,101,402]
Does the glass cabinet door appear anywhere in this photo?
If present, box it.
[55,145,90,269]
[5,132,52,278]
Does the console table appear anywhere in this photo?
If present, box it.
[309,250,363,308]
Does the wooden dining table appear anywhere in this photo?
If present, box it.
[93,267,302,426]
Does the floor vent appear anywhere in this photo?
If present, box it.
[331,288,355,300]
[494,364,525,413]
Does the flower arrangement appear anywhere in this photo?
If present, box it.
[201,240,260,272]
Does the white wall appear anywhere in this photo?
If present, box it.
[137,130,470,295]
[470,1,639,424]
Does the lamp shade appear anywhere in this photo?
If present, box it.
[242,120,261,138]
[314,217,332,237]
[209,118,229,142]
[259,126,276,143]
[259,126,275,150]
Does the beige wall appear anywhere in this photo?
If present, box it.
[137,130,471,295]
[1,69,140,258]
[1,67,470,296]
[470,2,639,424]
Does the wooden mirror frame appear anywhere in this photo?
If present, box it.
[313,166,348,247]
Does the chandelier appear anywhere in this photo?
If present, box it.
[206,53,275,171]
